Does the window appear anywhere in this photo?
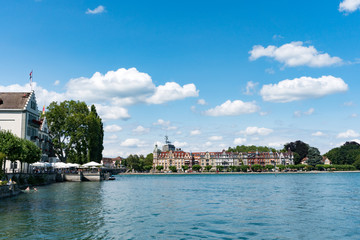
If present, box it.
[31,101,36,110]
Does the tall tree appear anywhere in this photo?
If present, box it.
[284,140,309,164]
[87,105,104,163]
[46,100,103,164]
[307,147,322,166]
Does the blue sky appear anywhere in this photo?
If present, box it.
[1,0,359,157]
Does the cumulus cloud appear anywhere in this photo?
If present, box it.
[0,82,66,106]
[244,81,258,95]
[95,104,130,120]
[337,129,360,138]
[86,5,105,14]
[209,136,223,141]
[66,68,155,103]
[133,125,150,134]
[104,124,122,132]
[204,100,259,116]
[240,126,273,136]
[339,0,360,12]
[312,131,325,137]
[54,80,60,86]
[249,41,342,67]
[120,138,145,148]
[234,138,247,145]
[190,130,201,136]
[146,82,199,104]
[260,75,348,103]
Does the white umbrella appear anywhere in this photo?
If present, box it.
[53,162,68,169]
[66,163,80,168]
[82,161,103,168]
[32,162,46,167]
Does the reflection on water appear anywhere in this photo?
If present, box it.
[1,173,360,239]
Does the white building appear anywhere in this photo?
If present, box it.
[0,91,46,172]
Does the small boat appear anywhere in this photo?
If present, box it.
[108,176,115,180]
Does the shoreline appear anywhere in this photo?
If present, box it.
[119,170,360,175]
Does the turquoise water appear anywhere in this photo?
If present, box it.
[1,173,360,239]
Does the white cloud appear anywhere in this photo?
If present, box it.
[312,131,325,137]
[268,142,284,148]
[260,75,348,103]
[173,141,188,148]
[86,5,105,14]
[249,41,342,67]
[265,68,275,74]
[350,113,358,118]
[133,125,150,134]
[146,82,199,104]
[352,139,360,144]
[204,100,259,116]
[54,80,60,86]
[337,129,360,138]
[294,108,315,117]
[190,130,201,136]
[153,119,177,130]
[120,138,145,148]
[66,68,155,104]
[153,119,170,126]
[95,104,130,120]
[107,134,118,140]
[209,136,223,141]
[244,81,258,95]
[104,124,122,132]
[339,0,360,12]
[205,141,212,147]
[0,82,66,106]
[234,138,247,145]
[240,126,273,136]
[197,99,206,105]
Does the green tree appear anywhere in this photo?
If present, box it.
[204,165,212,172]
[240,165,249,172]
[182,165,189,171]
[251,164,263,172]
[156,165,164,171]
[265,164,274,171]
[192,164,202,172]
[277,164,286,171]
[353,155,360,170]
[284,140,309,164]
[216,165,224,172]
[169,166,177,172]
[325,141,360,165]
[87,105,104,163]
[21,139,41,173]
[0,130,23,172]
[307,147,323,166]
[143,153,153,170]
[46,100,103,164]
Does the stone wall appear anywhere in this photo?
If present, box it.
[0,184,21,198]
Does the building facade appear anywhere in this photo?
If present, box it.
[0,91,47,172]
[153,138,294,171]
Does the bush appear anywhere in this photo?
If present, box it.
[0,180,8,186]
[192,164,202,172]
[251,164,263,172]
[204,165,212,172]
[156,165,164,171]
[240,165,249,172]
[216,166,224,172]
[169,166,177,172]
[277,164,286,171]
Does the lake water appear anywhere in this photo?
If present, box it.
[1,173,360,239]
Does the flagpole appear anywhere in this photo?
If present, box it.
[29,70,33,91]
